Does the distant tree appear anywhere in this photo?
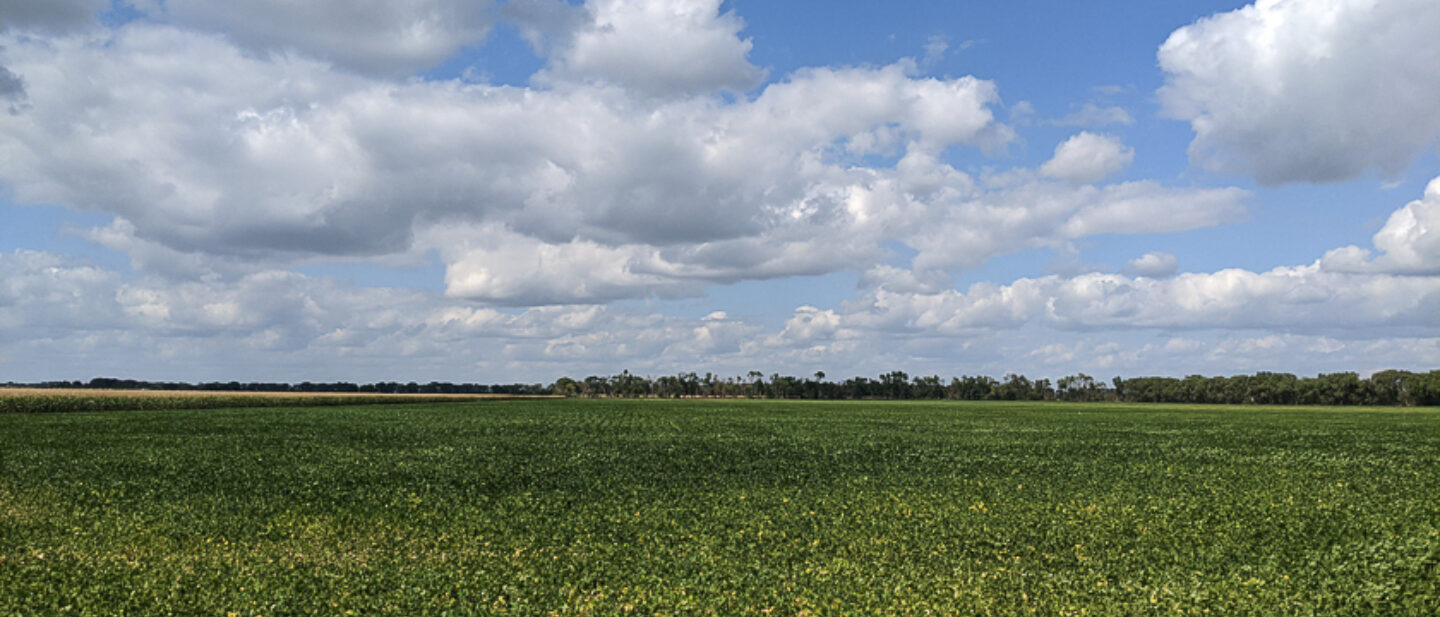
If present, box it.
[879,371,910,399]
[553,377,580,397]
[747,371,765,398]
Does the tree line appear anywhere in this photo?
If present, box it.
[7,378,551,396]
[8,369,1439,406]
[552,369,1440,406]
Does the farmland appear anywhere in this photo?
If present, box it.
[1,399,1437,615]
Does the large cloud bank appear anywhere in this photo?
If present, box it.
[0,2,1245,306]
[4,176,1436,381]
[0,0,1437,382]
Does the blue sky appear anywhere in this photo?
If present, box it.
[1,0,1437,383]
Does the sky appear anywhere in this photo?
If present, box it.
[1,0,1438,384]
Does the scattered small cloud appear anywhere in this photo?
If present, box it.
[1123,252,1179,278]
[921,34,948,67]
[1044,257,1108,278]
[1009,100,1036,125]
[1041,132,1135,184]
[1052,102,1134,127]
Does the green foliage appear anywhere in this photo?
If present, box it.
[557,369,1440,405]
[2,400,1437,615]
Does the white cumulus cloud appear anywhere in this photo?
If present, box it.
[842,178,1440,339]
[0,5,1264,308]
[843,266,1438,336]
[1322,176,1440,274]
[538,0,761,97]
[1159,0,1440,184]
[1040,132,1134,184]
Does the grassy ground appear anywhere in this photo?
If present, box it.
[1,399,1437,615]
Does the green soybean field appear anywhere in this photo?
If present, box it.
[2,399,1437,616]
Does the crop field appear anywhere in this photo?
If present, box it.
[1,399,1437,616]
